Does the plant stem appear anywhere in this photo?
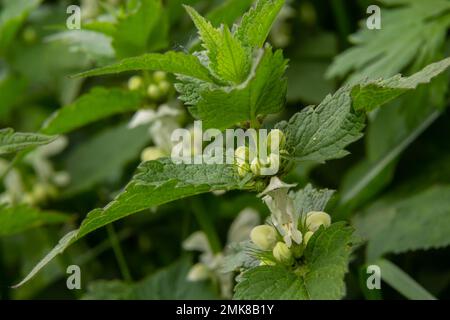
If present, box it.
[107,224,132,282]
[190,197,222,254]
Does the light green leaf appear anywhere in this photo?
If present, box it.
[83,259,217,300]
[377,259,436,300]
[234,223,355,300]
[193,47,287,129]
[63,123,150,195]
[0,204,69,237]
[351,57,450,112]
[74,51,214,83]
[16,159,245,286]
[41,87,143,135]
[185,5,251,83]
[0,0,42,53]
[0,128,57,155]
[235,0,285,48]
[354,185,450,261]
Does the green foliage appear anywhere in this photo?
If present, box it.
[42,88,143,135]
[0,128,56,155]
[0,204,69,236]
[235,223,355,299]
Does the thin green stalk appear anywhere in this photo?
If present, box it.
[107,224,132,282]
[190,197,222,254]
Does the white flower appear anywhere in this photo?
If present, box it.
[258,177,302,247]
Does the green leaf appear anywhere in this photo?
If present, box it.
[63,123,150,195]
[15,159,245,287]
[74,51,214,83]
[184,5,251,84]
[276,87,365,163]
[0,128,57,155]
[193,47,287,129]
[277,58,450,163]
[351,57,450,112]
[234,223,355,300]
[83,259,217,300]
[235,0,285,48]
[377,259,436,300]
[327,0,450,82]
[292,184,335,216]
[0,204,69,237]
[41,87,143,135]
[112,0,168,58]
[0,74,27,118]
[0,0,42,53]
[354,185,450,261]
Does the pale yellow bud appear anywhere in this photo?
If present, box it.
[237,162,250,178]
[128,75,143,91]
[250,158,261,176]
[147,84,161,99]
[187,263,209,281]
[158,80,171,95]
[234,146,250,165]
[272,241,293,264]
[306,211,331,232]
[304,231,314,246]
[141,147,165,162]
[250,225,278,250]
[153,71,167,83]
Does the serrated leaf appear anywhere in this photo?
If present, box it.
[235,0,285,48]
[0,128,57,155]
[193,47,287,129]
[351,57,450,112]
[63,123,150,195]
[0,204,69,237]
[354,185,450,261]
[74,51,214,83]
[327,0,450,82]
[277,58,450,163]
[276,87,365,163]
[234,223,354,300]
[185,5,251,83]
[15,159,245,287]
[206,0,254,27]
[41,87,143,135]
[292,184,334,216]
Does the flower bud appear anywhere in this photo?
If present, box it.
[158,80,171,95]
[234,146,250,165]
[187,263,209,281]
[304,231,314,246]
[250,225,278,250]
[128,75,143,91]
[141,147,165,162]
[147,84,161,99]
[250,158,261,176]
[153,71,167,83]
[267,129,286,152]
[306,211,331,232]
[272,241,293,264]
[237,162,250,178]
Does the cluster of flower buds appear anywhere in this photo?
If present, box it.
[250,210,331,265]
[234,129,287,178]
[128,71,172,101]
